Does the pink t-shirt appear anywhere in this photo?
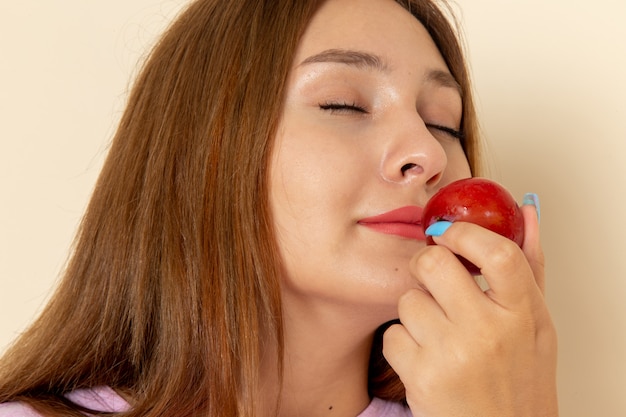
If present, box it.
[0,387,411,416]
[0,386,130,416]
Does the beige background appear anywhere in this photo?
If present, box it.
[1,1,624,415]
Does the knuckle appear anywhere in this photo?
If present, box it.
[479,331,508,357]
[381,324,414,362]
[398,287,421,305]
[485,239,522,272]
[412,245,451,276]
[381,324,400,352]
[458,320,506,359]
[397,289,419,317]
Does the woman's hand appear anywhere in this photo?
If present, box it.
[383,204,559,417]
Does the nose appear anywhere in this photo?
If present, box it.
[379,114,448,188]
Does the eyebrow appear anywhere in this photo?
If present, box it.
[425,69,462,96]
[299,48,390,72]
[299,48,462,96]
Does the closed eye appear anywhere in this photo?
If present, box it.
[319,101,369,114]
[425,123,465,141]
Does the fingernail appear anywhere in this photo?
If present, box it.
[523,192,541,223]
[425,221,453,237]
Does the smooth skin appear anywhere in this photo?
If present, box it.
[384,204,558,416]
[269,0,558,415]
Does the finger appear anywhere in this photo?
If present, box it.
[396,287,448,344]
[429,221,538,309]
[410,244,487,320]
[382,322,421,383]
[521,194,546,294]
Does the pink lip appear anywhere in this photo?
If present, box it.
[358,206,426,240]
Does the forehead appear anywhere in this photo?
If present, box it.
[295,0,447,70]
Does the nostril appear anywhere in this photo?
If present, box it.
[401,163,420,176]
[426,172,443,186]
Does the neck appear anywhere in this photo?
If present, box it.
[259,293,383,417]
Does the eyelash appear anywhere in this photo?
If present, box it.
[319,101,369,114]
[318,102,464,141]
[425,123,465,141]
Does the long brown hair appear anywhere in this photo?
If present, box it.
[0,0,481,416]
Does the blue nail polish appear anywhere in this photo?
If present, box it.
[523,192,541,223]
[425,221,453,237]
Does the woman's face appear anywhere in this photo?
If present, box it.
[270,0,471,319]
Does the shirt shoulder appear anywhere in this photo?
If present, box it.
[358,397,412,417]
[65,386,130,413]
[0,401,43,417]
[0,386,130,416]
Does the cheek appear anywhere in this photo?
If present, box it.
[268,126,369,285]
[270,143,340,222]
[269,135,339,252]
[440,141,472,183]
[269,124,365,222]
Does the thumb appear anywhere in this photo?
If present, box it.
[521,193,546,294]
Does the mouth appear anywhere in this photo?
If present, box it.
[358,206,426,241]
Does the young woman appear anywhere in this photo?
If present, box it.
[0,0,558,416]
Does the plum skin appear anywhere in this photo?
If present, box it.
[422,178,525,275]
